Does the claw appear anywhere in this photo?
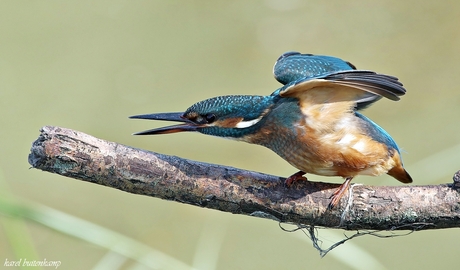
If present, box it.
[285,171,307,186]
[328,177,353,209]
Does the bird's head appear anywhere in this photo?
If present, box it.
[130,95,276,139]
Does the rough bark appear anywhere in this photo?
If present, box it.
[28,126,460,231]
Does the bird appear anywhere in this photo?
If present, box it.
[130,51,412,209]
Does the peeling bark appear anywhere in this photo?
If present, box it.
[28,126,460,231]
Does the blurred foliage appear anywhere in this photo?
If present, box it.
[1,1,459,269]
[0,190,192,269]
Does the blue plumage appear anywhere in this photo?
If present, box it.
[273,51,355,85]
[355,112,400,154]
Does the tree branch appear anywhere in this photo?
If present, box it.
[28,126,460,231]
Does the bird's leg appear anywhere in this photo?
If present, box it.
[328,177,353,210]
[285,171,307,186]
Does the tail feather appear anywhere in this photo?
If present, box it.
[387,151,412,183]
[387,166,412,183]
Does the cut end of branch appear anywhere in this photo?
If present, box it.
[453,170,460,188]
[28,126,53,169]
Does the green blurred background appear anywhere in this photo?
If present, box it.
[1,1,459,269]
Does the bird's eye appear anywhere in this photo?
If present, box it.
[205,113,216,123]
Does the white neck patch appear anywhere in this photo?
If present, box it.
[235,117,262,128]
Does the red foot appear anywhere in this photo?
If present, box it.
[328,177,353,210]
[285,171,307,186]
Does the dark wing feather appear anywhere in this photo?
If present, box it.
[275,70,407,109]
[323,70,406,101]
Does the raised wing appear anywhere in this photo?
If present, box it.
[273,51,356,85]
[275,70,406,110]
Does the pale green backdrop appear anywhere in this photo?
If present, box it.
[1,1,459,269]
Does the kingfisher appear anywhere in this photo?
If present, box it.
[130,51,412,209]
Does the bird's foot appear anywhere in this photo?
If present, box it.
[328,177,353,210]
[285,171,307,186]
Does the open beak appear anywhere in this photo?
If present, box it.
[129,112,199,135]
